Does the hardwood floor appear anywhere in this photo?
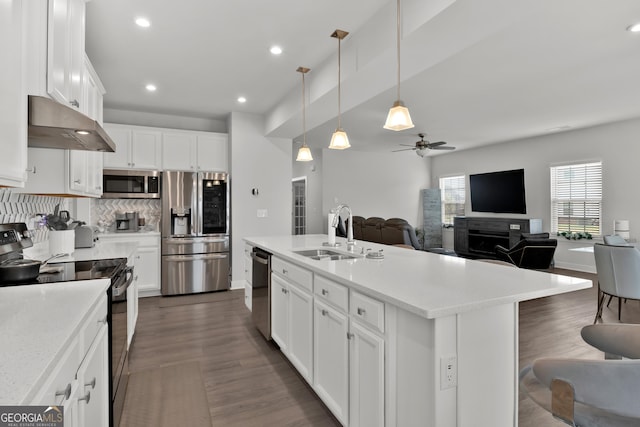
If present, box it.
[121,269,640,426]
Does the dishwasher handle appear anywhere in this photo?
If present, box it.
[250,252,269,265]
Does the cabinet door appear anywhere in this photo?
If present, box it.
[47,0,84,110]
[244,282,252,311]
[135,245,160,293]
[103,125,131,168]
[86,151,104,196]
[77,326,108,427]
[288,283,313,383]
[131,130,162,169]
[313,300,349,425]
[0,0,27,187]
[271,275,289,352]
[69,150,87,193]
[349,321,384,427]
[162,132,197,171]
[196,134,228,171]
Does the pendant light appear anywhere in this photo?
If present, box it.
[383,0,414,131]
[295,66,313,162]
[328,29,350,150]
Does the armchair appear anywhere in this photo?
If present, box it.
[520,324,640,426]
[593,243,640,322]
[494,238,557,270]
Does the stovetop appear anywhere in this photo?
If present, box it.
[6,258,127,285]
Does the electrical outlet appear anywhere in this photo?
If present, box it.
[257,209,268,218]
[510,224,521,230]
[440,355,457,390]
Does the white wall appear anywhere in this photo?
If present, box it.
[230,112,292,288]
[322,149,431,231]
[431,117,640,272]
[292,147,324,234]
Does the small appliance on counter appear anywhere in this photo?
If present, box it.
[75,225,98,248]
[115,212,139,232]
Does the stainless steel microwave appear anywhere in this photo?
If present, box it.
[102,169,161,199]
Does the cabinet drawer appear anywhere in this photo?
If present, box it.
[467,219,508,232]
[31,338,81,405]
[82,295,108,354]
[350,291,385,333]
[272,257,312,292]
[315,275,348,312]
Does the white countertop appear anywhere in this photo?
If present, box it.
[0,279,111,404]
[245,234,592,319]
[25,240,139,263]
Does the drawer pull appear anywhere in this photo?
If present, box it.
[321,309,328,316]
[321,289,328,296]
[357,307,366,316]
[98,315,108,325]
[79,391,91,404]
[347,332,354,340]
[282,268,288,274]
[85,377,96,389]
[281,288,288,294]
[55,383,72,401]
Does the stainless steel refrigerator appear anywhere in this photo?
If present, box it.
[161,171,230,295]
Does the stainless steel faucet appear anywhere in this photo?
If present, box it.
[332,204,355,250]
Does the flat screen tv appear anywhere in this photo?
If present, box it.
[469,169,526,214]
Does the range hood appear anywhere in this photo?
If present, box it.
[27,95,116,152]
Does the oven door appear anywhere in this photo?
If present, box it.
[111,266,133,427]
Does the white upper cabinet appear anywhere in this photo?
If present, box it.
[161,132,197,171]
[48,0,86,111]
[195,134,228,172]
[162,131,228,172]
[103,124,162,170]
[0,0,28,187]
[82,54,105,124]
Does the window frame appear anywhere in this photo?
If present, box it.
[439,175,466,227]
[550,161,602,236]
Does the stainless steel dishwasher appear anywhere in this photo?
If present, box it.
[251,247,272,339]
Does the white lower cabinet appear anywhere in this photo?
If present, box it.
[313,299,349,425]
[271,272,314,383]
[77,325,109,427]
[98,233,161,297]
[349,320,384,427]
[244,244,253,311]
[30,291,108,427]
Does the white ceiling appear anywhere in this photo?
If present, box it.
[86,0,640,156]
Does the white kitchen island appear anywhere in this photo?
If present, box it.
[244,234,592,427]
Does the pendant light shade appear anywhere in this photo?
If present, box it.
[384,0,414,131]
[295,67,313,162]
[329,29,350,150]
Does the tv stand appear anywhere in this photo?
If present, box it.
[454,217,542,258]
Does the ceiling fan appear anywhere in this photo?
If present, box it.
[393,133,455,157]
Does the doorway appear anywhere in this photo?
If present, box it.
[292,177,307,235]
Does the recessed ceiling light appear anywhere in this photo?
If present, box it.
[237,96,247,103]
[627,23,640,32]
[270,46,283,55]
[75,130,90,135]
[135,17,151,28]
[145,84,157,92]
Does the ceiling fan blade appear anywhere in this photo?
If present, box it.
[392,148,416,152]
[399,144,416,147]
[431,146,456,150]
[427,141,447,147]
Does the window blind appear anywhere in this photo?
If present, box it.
[550,162,602,235]
[440,175,466,226]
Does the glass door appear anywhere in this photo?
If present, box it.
[292,177,306,235]
[199,172,228,235]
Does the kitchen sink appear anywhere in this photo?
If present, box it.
[294,249,359,261]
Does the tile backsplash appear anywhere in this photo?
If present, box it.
[0,189,69,243]
[91,198,161,232]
